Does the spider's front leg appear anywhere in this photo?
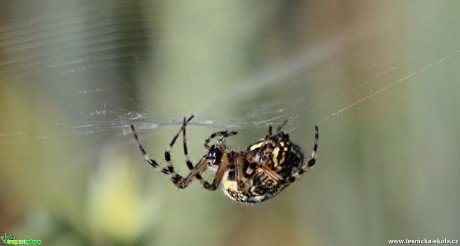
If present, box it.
[131,125,171,175]
[162,115,196,186]
[204,130,237,150]
[131,115,195,188]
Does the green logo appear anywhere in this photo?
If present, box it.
[1,234,15,244]
[1,234,41,245]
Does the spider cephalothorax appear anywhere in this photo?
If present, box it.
[131,115,318,203]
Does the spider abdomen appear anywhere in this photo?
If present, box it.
[222,171,288,203]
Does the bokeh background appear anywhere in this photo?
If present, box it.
[1,1,459,246]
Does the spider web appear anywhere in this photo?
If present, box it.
[0,1,459,143]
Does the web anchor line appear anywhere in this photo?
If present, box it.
[316,50,458,126]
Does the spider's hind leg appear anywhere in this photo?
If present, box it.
[281,125,319,185]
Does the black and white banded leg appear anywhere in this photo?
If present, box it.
[282,125,319,184]
[131,115,195,187]
[204,130,238,150]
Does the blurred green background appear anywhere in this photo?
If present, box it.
[1,1,459,246]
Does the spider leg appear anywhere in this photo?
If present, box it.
[175,156,208,189]
[264,119,286,139]
[238,153,280,192]
[131,124,171,175]
[266,125,273,138]
[131,115,195,186]
[201,159,229,191]
[275,119,288,134]
[235,155,248,191]
[281,125,319,185]
[204,130,237,150]
[243,156,283,183]
[164,115,195,186]
[182,117,194,170]
[265,119,288,139]
[177,122,222,189]
[243,161,257,179]
[229,153,250,191]
[176,149,231,191]
[260,163,284,181]
[181,119,236,186]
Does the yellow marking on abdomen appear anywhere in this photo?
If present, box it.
[272,147,280,167]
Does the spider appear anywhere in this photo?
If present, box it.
[130,115,318,203]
